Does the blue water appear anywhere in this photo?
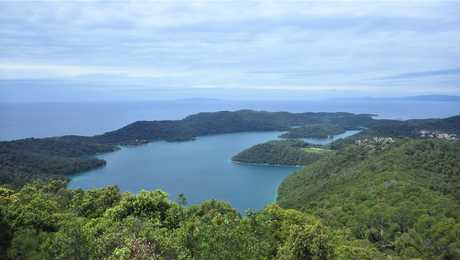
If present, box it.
[69,131,299,212]
[3,99,459,211]
[69,130,359,212]
[1,99,459,140]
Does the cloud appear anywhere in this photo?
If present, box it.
[0,0,459,99]
[0,62,182,79]
[374,68,460,80]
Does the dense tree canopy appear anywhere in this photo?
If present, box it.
[278,139,460,259]
[232,139,331,166]
[0,181,379,259]
[0,137,117,187]
[1,110,458,187]
[1,110,459,258]
[279,124,350,139]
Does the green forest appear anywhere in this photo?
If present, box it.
[278,139,460,259]
[232,139,332,165]
[1,110,460,259]
[2,138,459,259]
[0,137,118,187]
[2,110,458,188]
[279,124,349,139]
[0,181,380,259]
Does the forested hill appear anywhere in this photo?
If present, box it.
[95,111,460,145]
[1,110,459,187]
[1,110,460,258]
[0,181,382,259]
[0,110,372,187]
[278,139,460,258]
[279,124,348,139]
[93,110,374,144]
[0,137,118,187]
[359,115,460,138]
[232,140,332,166]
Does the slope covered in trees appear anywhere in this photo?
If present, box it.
[0,137,117,187]
[0,181,380,259]
[1,111,459,258]
[0,110,374,187]
[232,139,332,166]
[279,124,349,139]
[278,139,460,258]
[93,110,374,144]
[1,110,458,188]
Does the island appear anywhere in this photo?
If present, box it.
[232,139,332,166]
[1,110,459,187]
[1,110,460,259]
[279,124,350,139]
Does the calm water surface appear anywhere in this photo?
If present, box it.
[5,98,457,211]
[69,131,355,212]
[2,99,459,140]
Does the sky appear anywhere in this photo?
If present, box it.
[0,0,460,102]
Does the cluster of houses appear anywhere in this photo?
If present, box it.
[355,137,395,146]
[419,130,457,140]
[355,137,395,151]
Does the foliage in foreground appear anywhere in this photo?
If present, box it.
[278,139,460,259]
[0,180,379,259]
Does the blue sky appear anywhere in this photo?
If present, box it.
[0,0,459,101]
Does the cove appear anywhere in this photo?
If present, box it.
[69,130,357,212]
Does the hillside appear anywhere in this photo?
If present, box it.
[232,139,332,165]
[278,139,460,258]
[0,110,374,187]
[1,111,460,259]
[279,124,349,139]
[93,110,374,144]
[0,137,118,187]
[0,181,380,259]
[1,110,458,187]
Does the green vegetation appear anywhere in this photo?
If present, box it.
[302,147,332,154]
[1,110,460,258]
[232,140,332,166]
[0,181,380,259]
[361,115,460,138]
[1,110,459,188]
[278,139,460,258]
[0,110,375,187]
[0,137,117,188]
[280,124,349,139]
[93,110,375,144]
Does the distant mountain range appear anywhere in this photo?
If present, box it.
[347,95,460,102]
[398,95,460,102]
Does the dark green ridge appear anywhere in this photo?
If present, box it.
[1,110,458,187]
[232,139,331,166]
[278,138,460,258]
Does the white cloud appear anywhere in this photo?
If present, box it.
[0,0,459,97]
[0,62,181,79]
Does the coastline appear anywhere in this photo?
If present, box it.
[231,159,304,168]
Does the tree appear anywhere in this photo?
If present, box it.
[177,193,188,207]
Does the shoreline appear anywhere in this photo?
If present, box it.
[231,160,304,168]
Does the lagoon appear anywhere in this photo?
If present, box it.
[69,130,356,212]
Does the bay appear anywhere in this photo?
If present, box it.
[69,130,358,212]
[69,131,297,212]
